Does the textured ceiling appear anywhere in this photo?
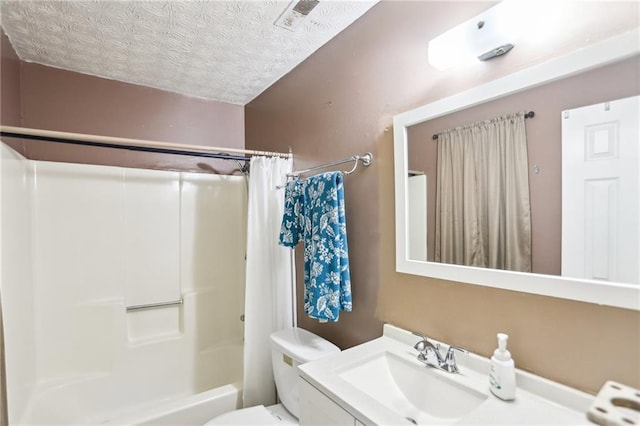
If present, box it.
[0,0,378,105]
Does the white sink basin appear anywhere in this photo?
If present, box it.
[300,325,594,425]
[338,351,488,423]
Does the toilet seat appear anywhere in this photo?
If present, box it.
[204,405,280,425]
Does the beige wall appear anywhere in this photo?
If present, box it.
[19,62,244,145]
[247,1,640,394]
[17,62,245,174]
[1,29,20,126]
[1,59,245,174]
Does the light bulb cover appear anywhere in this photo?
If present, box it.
[426,0,559,70]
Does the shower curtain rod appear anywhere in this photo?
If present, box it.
[288,152,373,177]
[0,125,292,161]
[431,110,535,140]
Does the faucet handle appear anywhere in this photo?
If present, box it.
[412,331,427,346]
[445,345,467,360]
[444,345,467,373]
[412,334,429,352]
[447,345,467,355]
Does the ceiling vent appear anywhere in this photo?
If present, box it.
[274,0,320,31]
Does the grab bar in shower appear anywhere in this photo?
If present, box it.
[126,299,184,312]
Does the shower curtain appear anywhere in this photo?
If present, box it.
[243,156,294,408]
[435,112,532,272]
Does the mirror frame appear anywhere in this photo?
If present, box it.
[393,29,640,311]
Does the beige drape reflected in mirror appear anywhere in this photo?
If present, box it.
[434,112,532,272]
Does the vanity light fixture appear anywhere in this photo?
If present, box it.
[427,0,559,71]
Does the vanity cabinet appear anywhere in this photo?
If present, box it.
[299,378,358,426]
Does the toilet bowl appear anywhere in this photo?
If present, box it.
[205,327,340,425]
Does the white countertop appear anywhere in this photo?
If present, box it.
[299,324,595,425]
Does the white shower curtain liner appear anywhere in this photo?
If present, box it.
[242,156,294,408]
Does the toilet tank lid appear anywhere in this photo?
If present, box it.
[270,327,340,363]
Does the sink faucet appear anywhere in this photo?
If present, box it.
[413,334,467,374]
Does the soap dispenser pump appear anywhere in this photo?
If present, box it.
[489,333,516,400]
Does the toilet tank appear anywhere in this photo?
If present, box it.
[269,328,340,418]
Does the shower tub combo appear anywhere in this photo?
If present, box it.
[1,144,247,424]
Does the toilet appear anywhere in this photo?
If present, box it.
[205,327,340,425]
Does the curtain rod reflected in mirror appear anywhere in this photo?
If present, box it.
[431,111,535,140]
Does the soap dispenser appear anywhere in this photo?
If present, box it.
[489,333,516,400]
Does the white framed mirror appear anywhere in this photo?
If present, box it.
[393,29,640,310]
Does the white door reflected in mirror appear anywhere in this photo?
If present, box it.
[561,96,640,284]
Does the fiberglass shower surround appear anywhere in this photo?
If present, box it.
[0,142,249,424]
